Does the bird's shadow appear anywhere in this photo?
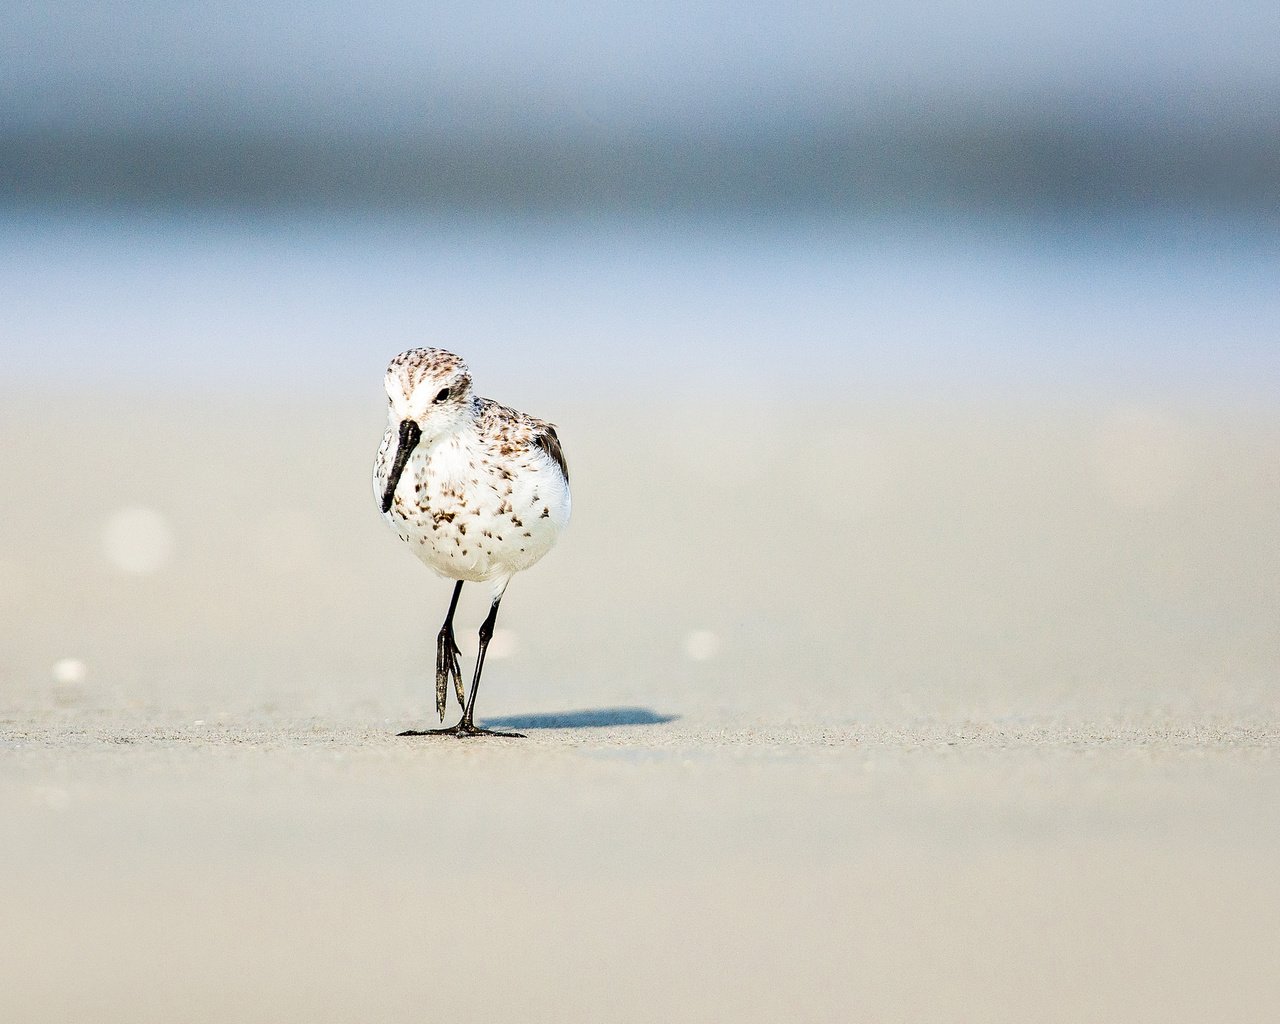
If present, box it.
[480,707,679,730]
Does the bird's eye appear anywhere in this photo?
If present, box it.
[433,387,451,403]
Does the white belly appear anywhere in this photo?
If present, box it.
[377,432,570,584]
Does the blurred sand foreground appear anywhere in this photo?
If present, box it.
[2,394,1279,1022]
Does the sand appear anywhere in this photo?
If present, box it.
[2,395,1279,1022]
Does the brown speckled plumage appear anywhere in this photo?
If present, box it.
[373,347,572,733]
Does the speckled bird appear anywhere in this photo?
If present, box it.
[373,348,571,738]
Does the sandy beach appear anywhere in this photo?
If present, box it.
[2,393,1278,1021]
[5,712,1280,1024]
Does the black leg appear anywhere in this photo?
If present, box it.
[400,587,523,739]
[434,580,465,721]
[457,595,523,736]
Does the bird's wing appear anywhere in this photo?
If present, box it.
[532,423,569,484]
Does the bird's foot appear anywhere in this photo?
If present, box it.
[398,721,525,739]
[434,628,465,720]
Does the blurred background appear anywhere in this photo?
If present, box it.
[2,1,1278,716]
[5,7,1280,1023]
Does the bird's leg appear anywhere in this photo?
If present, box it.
[455,594,524,737]
[400,584,523,738]
[434,580,465,720]
[399,580,471,737]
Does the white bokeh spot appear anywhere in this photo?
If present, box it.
[102,506,174,574]
[684,629,720,662]
[486,628,519,660]
[52,658,87,685]
[459,627,519,660]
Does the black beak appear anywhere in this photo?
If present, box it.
[381,419,422,513]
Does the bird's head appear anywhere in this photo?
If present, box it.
[380,348,474,513]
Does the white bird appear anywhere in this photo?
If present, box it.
[373,348,571,737]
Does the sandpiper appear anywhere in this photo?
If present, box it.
[373,348,570,737]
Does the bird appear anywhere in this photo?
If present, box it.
[373,347,571,738]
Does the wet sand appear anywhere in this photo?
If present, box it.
[2,396,1279,1022]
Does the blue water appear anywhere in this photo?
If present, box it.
[2,210,1277,405]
